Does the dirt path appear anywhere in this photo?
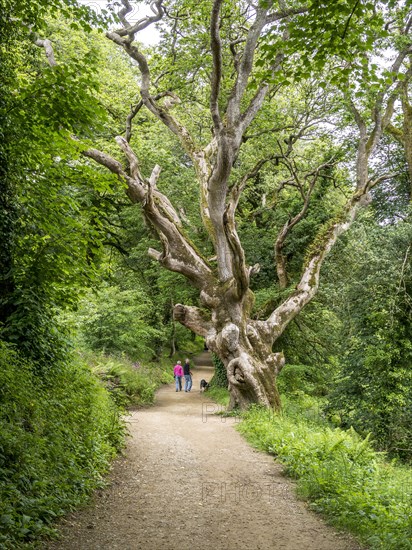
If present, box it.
[47,356,363,550]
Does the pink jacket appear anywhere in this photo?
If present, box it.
[173,364,183,377]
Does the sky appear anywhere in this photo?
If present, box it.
[79,0,161,44]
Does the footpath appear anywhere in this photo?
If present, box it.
[46,353,362,550]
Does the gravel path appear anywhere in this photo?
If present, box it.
[46,358,363,550]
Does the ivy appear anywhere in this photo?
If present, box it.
[210,353,228,388]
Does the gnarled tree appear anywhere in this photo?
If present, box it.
[81,0,412,409]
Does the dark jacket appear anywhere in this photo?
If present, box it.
[183,362,191,375]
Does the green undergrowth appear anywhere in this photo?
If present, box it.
[206,386,230,407]
[0,344,174,549]
[238,399,412,550]
[0,342,125,549]
[82,350,174,408]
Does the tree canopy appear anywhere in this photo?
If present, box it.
[70,0,412,410]
[1,0,411,413]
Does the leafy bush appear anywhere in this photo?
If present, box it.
[84,351,174,407]
[171,328,205,355]
[0,342,125,548]
[76,286,165,360]
[277,363,330,396]
[238,403,412,549]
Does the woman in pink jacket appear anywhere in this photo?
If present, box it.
[173,361,184,392]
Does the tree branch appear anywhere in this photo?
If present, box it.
[114,0,165,38]
[34,38,57,66]
[226,5,271,127]
[386,122,405,144]
[239,83,270,135]
[239,24,290,137]
[210,0,223,131]
[83,142,215,289]
[115,135,143,181]
[82,148,129,179]
[274,167,318,289]
[173,304,213,337]
[265,5,308,24]
[270,41,412,329]
[267,193,362,339]
[125,100,143,143]
[368,45,412,154]
[348,99,369,190]
[367,172,398,189]
[227,157,272,213]
[267,148,387,340]
[340,0,360,39]
[223,158,272,297]
[107,4,198,160]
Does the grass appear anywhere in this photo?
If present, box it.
[206,386,230,407]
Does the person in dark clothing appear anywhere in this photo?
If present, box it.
[183,358,193,392]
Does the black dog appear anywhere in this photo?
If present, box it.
[200,379,210,392]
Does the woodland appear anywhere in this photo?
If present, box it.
[0,0,412,547]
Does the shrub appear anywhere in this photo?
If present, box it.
[0,342,125,548]
[277,363,330,396]
[76,286,165,360]
[84,350,174,407]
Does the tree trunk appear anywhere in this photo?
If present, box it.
[185,292,287,410]
[225,351,283,410]
[207,335,284,410]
